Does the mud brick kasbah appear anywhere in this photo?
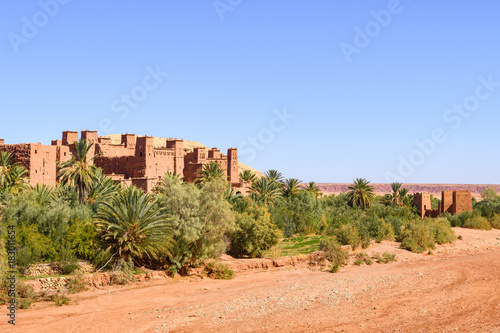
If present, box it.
[0,130,246,193]
[413,190,473,218]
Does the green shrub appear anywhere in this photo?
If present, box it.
[490,215,500,229]
[463,217,492,230]
[47,292,71,306]
[18,298,33,310]
[59,246,80,275]
[363,216,395,243]
[373,252,397,264]
[204,262,234,280]
[66,272,89,294]
[111,258,136,285]
[157,177,236,275]
[66,219,103,261]
[399,221,435,253]
[374,219,395,243]
[335,224,361,250]
[15,224,58,268]
[319,238,349,268]
[429,218,456,244]
[444,211,473,228]
[382,252,396,263]
[353,252,373,265]
[229,204,281,258]
[13,280,37,309]
[385,216,403,237]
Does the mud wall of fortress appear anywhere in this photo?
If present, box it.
[413,193,431,218]
[454,190,472,213]
[0,131,240,192]
[95,156,132,177]
[0,144,57,186]
[441,191,454,214]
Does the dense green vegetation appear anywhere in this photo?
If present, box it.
[1,141,499,307]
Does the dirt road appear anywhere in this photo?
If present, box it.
[2,228,500,333]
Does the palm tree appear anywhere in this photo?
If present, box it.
[250,177,281,205]
[57,140,100,204]
[282,178,302,198]
[390,182,402,205]
[33,183,55,206]
[95,186,175,262]
[86,168,120,206]
[195,162,226,187]
[347,178,375,209]
[305,181,322,198]
[0,151,28,192]
[225,187,243,205]
[399,188,411,206]
[264,169,284,183]
[239,169,257,183]
[154,172,184,194]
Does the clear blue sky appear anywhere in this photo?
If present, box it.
[1,1,499,184]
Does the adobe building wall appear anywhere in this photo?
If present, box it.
[227,148,238,184]
[0,139,4,145]
[150,148,176,176]
[0,143,57,186]
[95,155,132,177]
[183,163,204,183]
[0,144,32,174]
[131,177,157,192]
[208,148,221,159]
[166,140,184,175]
[453,190,473,214]
[441,191,454,214]
[81,130,98,144]
[29,144,57,186]
[133,136,155,179]
[98,137,112,145]
[415,190,473,218]
[96,144,135,158]
[413,193,431,219]
[1,131,240,192]
[62,131,78,146]
[121,134,136,149]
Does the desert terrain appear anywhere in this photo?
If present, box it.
[316,183,500,200]
[2,227,500,333]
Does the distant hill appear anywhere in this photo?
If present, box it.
[102,134,263,178]
[316,183,500,200]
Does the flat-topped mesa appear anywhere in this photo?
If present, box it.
[0,130,242,192]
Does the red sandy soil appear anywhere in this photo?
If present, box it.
[315,183,500,200]
[2,227,500,333]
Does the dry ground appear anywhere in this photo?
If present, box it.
[2,227,500,333]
